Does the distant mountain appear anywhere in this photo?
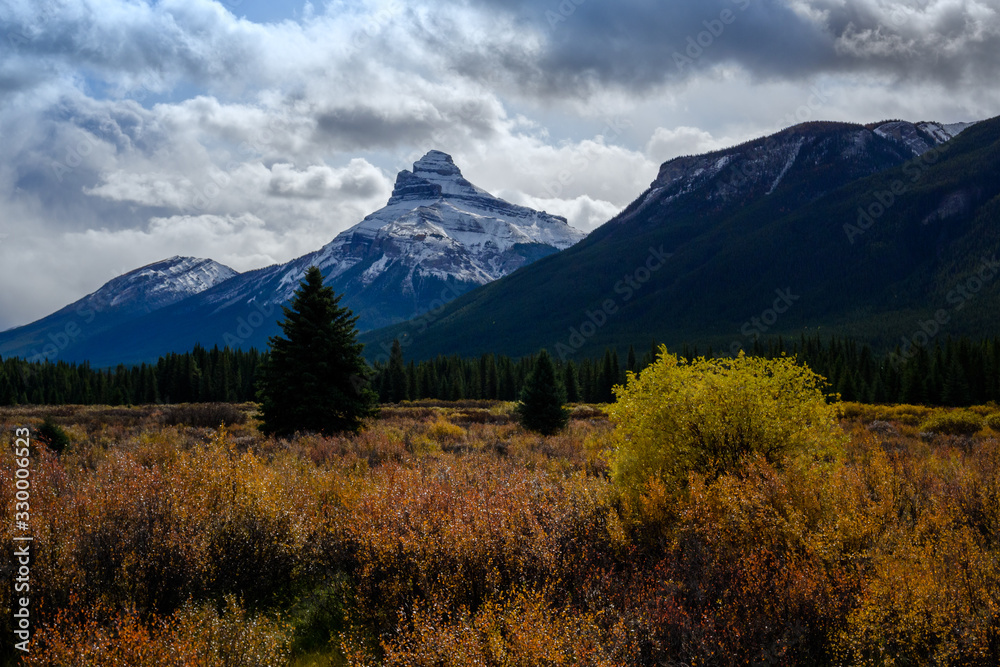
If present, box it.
[0,257,237,363]
[0,151,582,366]
[292,150,583,329]
[361,118,999,360]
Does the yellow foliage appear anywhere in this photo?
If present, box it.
[920,410,985,436]
[425,414,466,444]
[607,348,845,496]
[375,590,637,666]
[987,413,1000,432]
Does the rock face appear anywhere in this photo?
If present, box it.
[196,149,583,334]
[271,150,584,321]
[0,151,584,365]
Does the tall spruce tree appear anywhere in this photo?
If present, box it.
[516,349,570,435]
[386,339,408,403]
[257,266,378,436]
[563,360,581,403]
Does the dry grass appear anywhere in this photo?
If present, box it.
[1,402,998,665]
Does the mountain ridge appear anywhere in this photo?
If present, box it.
[360,117,999,360]
[0,151,583,366]
[0,256,237,363]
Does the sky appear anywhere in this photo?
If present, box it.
[1,0,998,330]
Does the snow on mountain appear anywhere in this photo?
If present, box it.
[918,121,977,145]
[71,150,590,355]
[78,256,237,312]
[270,150,584,302]
[0,256,238,363]
[603,121,933,237]
[874,120,979,156]
[82,256,239,314]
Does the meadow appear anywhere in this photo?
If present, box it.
[2,400,999,665]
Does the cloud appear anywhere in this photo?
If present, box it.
[425,0,1000,96]
[1,0,998,331]
[0,212,336,332]
[503,192,622,234]
[645,126,737,164]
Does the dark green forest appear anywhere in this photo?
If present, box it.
[2,335,1000,407]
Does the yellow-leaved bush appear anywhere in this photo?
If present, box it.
[607,348,845,496]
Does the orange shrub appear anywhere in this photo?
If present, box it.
[24,597,291,666]
[342,455,622,635]
[374,590,638,666]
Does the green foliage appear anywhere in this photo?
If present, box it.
[257,266,379,436]
[385,338,408,403]
[38,416,70,453]
[515,350,570,435]
[0,345,263,406]
[919,410,984,436]
[608,348,845,495]
[7,335,1000,410]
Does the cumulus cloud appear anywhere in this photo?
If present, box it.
[1,0,998,330]
[645,126,738,164]
[504,192,622,234]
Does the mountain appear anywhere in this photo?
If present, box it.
[0,257,237,363]
[0,151,582,366]
[296,150,582,329]
[361,118,999,361]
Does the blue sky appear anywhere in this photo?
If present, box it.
[1,0,998,330]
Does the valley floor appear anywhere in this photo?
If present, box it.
[2,401,999,665]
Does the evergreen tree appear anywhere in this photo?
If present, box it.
[257,266,378,436]
[942,356,972,406]
[563,361,581,403]
[406,360,418,401]
[515,349,570,435]
[386,339,409,403]
[598,349,616,403]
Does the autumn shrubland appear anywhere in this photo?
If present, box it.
[2,391,999,665]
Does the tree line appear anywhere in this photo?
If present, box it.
[368,335,1000,406]
[2,335,1000,407]
[0,345,263,406]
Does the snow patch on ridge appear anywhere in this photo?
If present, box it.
[767,138,804,195]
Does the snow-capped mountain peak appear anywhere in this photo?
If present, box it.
[270,151,585,319]
[83,256,239,314]
[382,151,491,212]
